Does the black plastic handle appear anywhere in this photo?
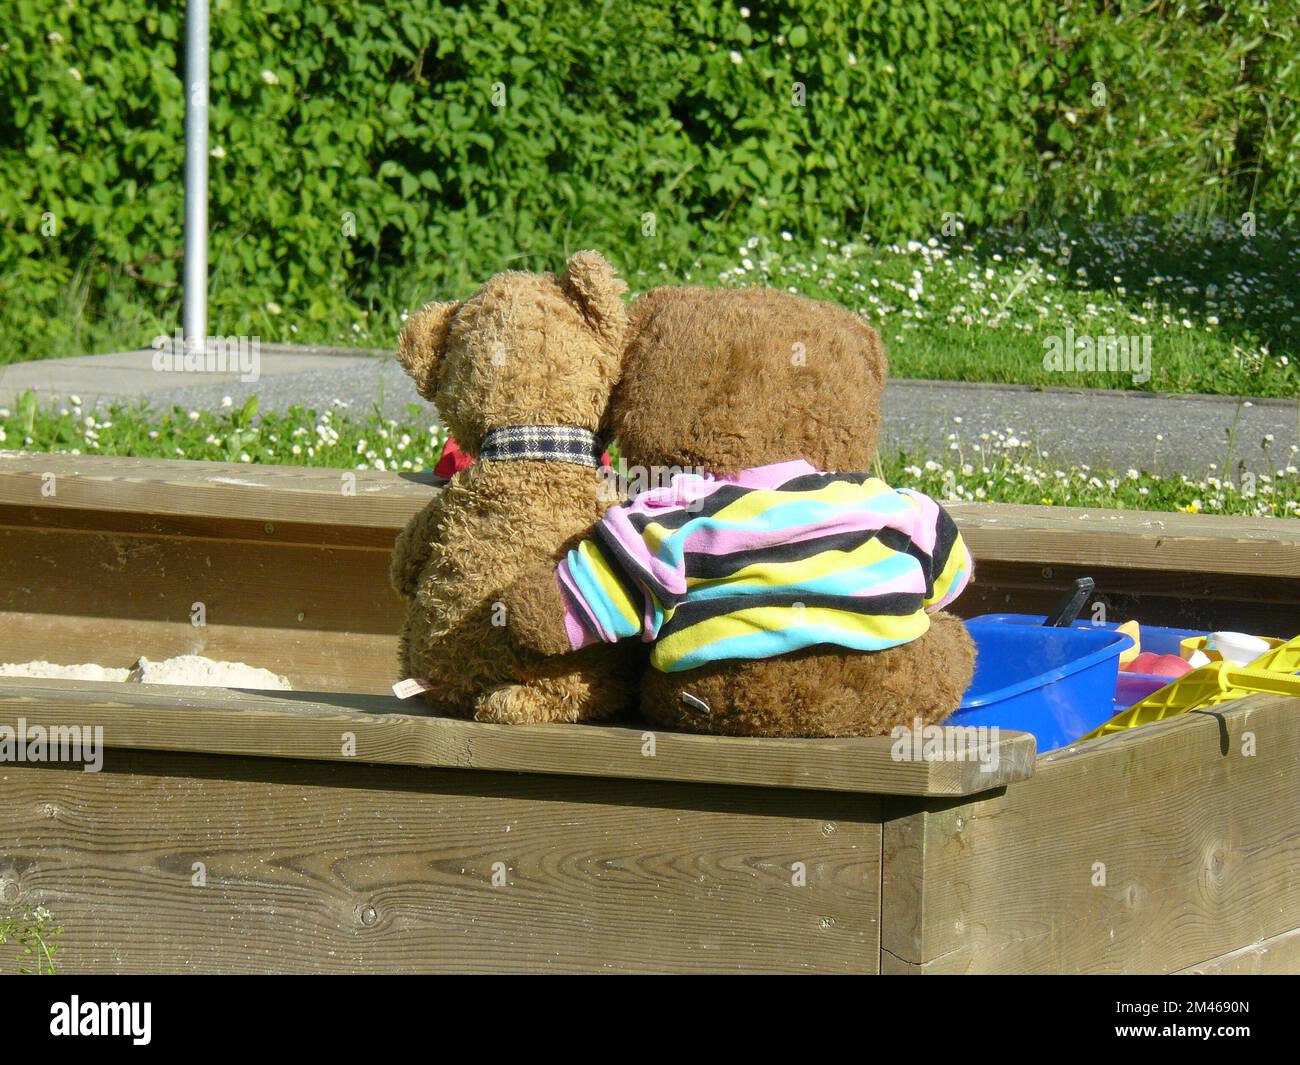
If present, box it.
[1043,577,1095,627]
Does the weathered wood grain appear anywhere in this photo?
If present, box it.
[0,752,882,974]
[0,678,1036,797]
[950,501,1300,577]
[0,525,398,635]
[880,693,1300,974]
[0,453,437,530]
[5,454,1297,690]
[1174,926,1300,975]
[0,499,403,549]
[4,454,1298,576]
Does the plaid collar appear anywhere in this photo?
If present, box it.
[478,425,604,467]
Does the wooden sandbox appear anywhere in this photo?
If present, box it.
[0,454,1297,973]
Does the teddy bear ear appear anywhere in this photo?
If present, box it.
[853,312,890,386]
[560,250,629,346]
[396,299,461,401]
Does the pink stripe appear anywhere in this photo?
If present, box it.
[642,595,660,641]
[728,459,817,490]
[601,505,688,597]
[556,562,605,647]
[564,606,596,649]
[628,470,729,508]
[845,568,927,598]
[625,460,814,509]
[682,506,901,557]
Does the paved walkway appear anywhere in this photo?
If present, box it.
[2,345,1295,478]
[0,343,385,411]
[886,379,1296,480]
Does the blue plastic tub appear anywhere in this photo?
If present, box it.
[950,621,1135,752]
[969,613,1201,654]
[969,613,1206,713]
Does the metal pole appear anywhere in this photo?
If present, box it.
[183,0,209,356]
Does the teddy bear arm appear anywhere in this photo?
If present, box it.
[503,562,575,656]
[389,502,442,600]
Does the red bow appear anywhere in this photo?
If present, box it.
[434,436,610,477]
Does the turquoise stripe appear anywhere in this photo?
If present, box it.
[566,548,641,641]
[684,551,920,603]
[659,620,928,673]
[654,491,912,569]
[931,564,967,604]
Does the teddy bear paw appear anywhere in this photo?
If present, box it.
[474,684,574,725]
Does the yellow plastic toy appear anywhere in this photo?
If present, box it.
[1115,620,1141,667]
[1081,634,1300,741]
[1178,633,1285,662]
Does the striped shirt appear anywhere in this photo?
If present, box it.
[556,459,973,673]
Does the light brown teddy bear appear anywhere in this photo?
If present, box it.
[504,285,976,738]
[389,251,640,724]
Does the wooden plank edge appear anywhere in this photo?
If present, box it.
[1174,926,1300,975]
[0,454,438,529]
[952,503,1300,577]
[2,456,1297,577]
[0,678,1034,798]
[879,692,1300,971]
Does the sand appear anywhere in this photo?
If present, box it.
[0,655,291,690]
[0,660,131,683]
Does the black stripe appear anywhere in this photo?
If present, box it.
[659,589,925,637]
[898,539,934,599]
[774,471,874,492]
[626,472,881,535]
[625,483,753,533]
[930,506,960,580]
[683,526,915,581]
[593,523,677,609]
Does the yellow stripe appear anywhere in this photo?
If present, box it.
[640,520,677,559]
[640,479,893,559]
[683,534,899,590]
[707,477,894,527]
[927,531,969,607]
[575,540,641,630]
[654,604,930,664]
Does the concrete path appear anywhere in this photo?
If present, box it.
[885,378,1297,480]
[2,345,1295,479]
[0,343,386,411]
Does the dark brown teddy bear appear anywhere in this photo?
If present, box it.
[389,251,639,724]
[503,285,976,738]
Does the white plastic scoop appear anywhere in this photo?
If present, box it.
[1208,631,1272,667]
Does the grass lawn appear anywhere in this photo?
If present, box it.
[3,392,1295,519]
[3,216,1296,398]
[703,217,1297,397]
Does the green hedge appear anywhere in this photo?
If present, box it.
[1,0,1296,347]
